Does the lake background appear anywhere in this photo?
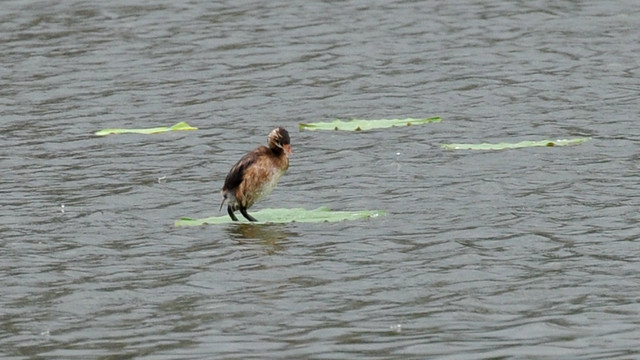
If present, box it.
[1,0,639,359]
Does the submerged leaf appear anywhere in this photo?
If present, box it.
[299,117,441,131]
[95,121,198,136]
[441,138,591,150]
[175,207,386,226]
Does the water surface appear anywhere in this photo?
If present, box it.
[2,1,640,359]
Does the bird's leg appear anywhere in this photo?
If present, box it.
[240,207,258,222]
[227,205,239,221]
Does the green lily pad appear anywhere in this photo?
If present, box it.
[441,137,591,150]
[175,207,386,226]
[299,117,442,131]
[95,121,197,136]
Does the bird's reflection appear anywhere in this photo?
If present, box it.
[228,223,298,253]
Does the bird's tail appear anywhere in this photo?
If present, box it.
[219,193,227,211]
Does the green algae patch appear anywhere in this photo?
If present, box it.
[441,138,591,150]
[175,207,386,226]
[95,121,197,136]
[299,117,441,132]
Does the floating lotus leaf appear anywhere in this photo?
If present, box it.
[175,207,386,226]
[299,117,442,131]
[441,138,591,150]
[95,121,197,136]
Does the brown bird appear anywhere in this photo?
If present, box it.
[220,127,292,221]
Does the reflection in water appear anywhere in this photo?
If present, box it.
[228,223,298,252]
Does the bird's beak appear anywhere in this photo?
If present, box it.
[284,144,292,155]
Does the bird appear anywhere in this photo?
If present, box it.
[220,127,292,222]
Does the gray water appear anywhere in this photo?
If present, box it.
[2,0,640,359]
